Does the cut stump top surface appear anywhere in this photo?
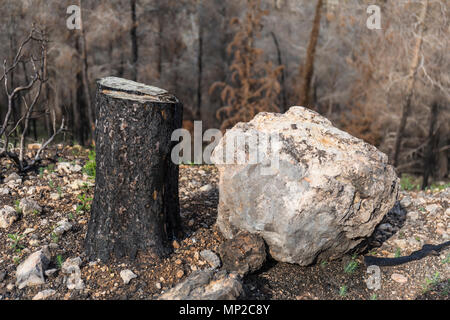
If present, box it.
[98,77,178,103]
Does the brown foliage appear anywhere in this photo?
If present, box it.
[210,0,283,131]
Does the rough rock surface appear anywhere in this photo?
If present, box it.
[0,205,18,229]
[158,270,243,300]
[219,231,266,276]
[200,250,221,269]
[19,198,42,216]
[32,289,56,300]
[15,247,51,289]
[211,106,399,265]
[62,257,84,290]
[120,269,137,284]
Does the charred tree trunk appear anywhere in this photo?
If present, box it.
[421,102,439,190]
[392,0,428,166]
[85,77,182,262]
[195,18,203,120]
[270,31,287,112]
[130,0,138,81]
[299,0,323,108]
[78,0,95,143]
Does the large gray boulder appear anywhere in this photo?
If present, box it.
[211,106,399,266]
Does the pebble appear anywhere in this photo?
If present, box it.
[391,273,408,284]
[200,250,221,269]
[45,269,58,277]
[120,269,137,285]
[199,184,213,192]
[32,289,56,300]
[176,270,184,279]
[155,282,162,289]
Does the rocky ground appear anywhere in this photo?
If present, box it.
[0,145,448,300]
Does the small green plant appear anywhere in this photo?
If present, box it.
[344,254,359,274]
[14,200,22,214]
[51,232,59,243]
[339,285,347,297]
[39,167,45,178]
[441,254,450,265]
[47,163,55,173]
[57,186,63,198]
[13,257,21,265]
[8,233,25,252]
[422,272,440,293]
[76,193,93,213]
[48,179,55,189]
[320,261,328,268]
[394,248,402,258]
[68,212,75,220]
[56,255,64,269]
[83,149,96,179]
[370,293,377,300]
[400,174,420,191]
[426,182,450,192]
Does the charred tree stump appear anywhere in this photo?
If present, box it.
[85,77,182,262]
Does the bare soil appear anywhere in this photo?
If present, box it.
[0,146,448,300]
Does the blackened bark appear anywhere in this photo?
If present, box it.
[421,102,439,190]
[85,77,182,262]
[130,0,138,81]
[299,0,323,108]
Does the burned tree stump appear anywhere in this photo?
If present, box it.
[85,77,182,262]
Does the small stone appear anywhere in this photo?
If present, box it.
[32,289,56,300]
[120,269,137,284]
[24,228,35,235]
[399,196,412,208]
[4,172,22,184]
[188,219,195,227]
[407,211,419,221]
[19,198,42,216]
[158,270,243,300]
[199,184,213,193]
[155,282,162,289]
[391,273,408,284]
[176,270,184,279]
[218,231,266,276]
[175,259,182,265]
[378,223,392,232]
[0,187,10,195]
[200,250,221,269]
[0,206,18,229]
[45,269,58,277]
[393,239,407,249]
[49,193,61,201]
[29,239,40,247]
[54,220,72,236]
[6,283,15,291]
[49,243,59,250]
[27,143,42,151]
[15,247,51,289]
[425,204,442,216]
[172,240,180,249]
[62,257,84,290]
